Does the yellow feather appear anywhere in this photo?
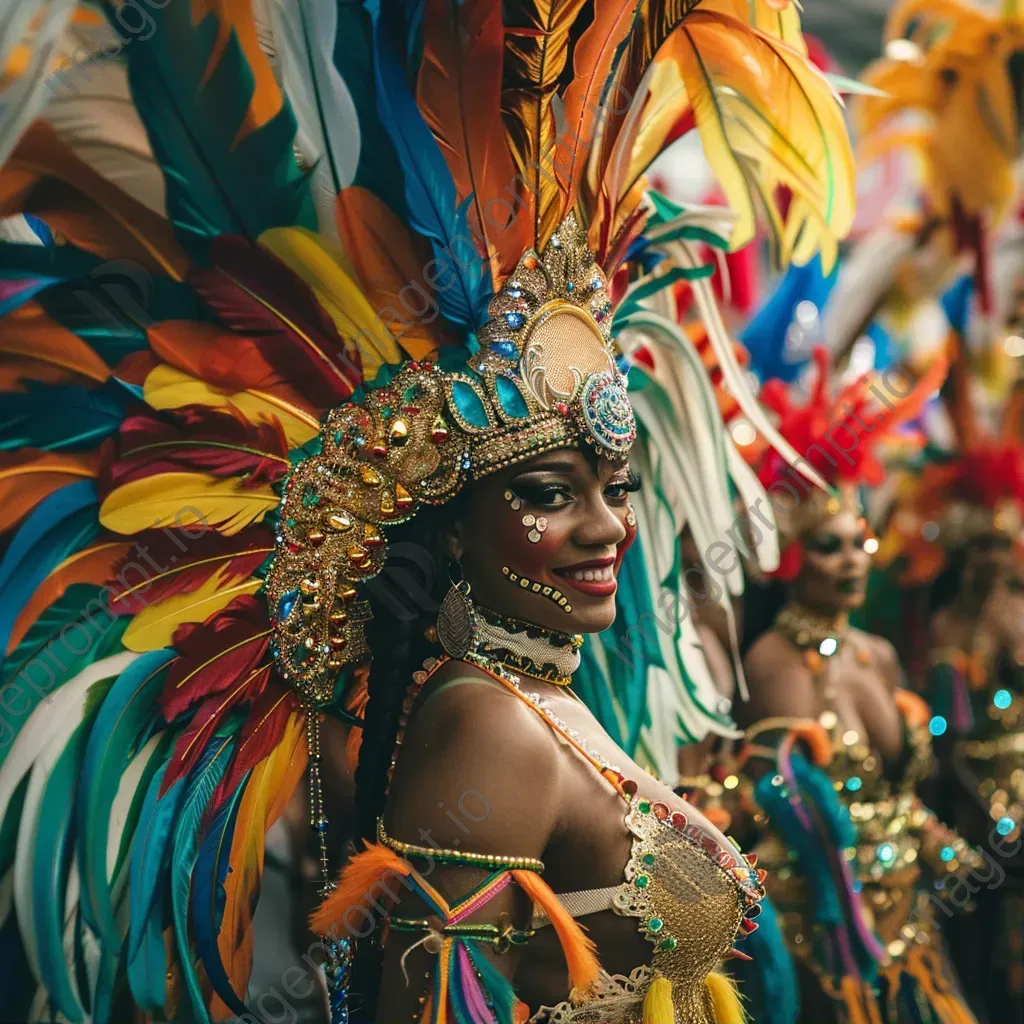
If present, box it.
[99,471,278,538]
[212,712,307,1017]
[706,972,746,1024]
[258,227,401,381]
[121,572,262,651]
[143,364,318,448]
[643,976,674,1023]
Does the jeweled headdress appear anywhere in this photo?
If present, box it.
[0,1,854,1020]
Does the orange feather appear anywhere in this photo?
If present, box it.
[7,540,132,654]
[558,0,637,219]
[191,0,283,140]
[213,711,307,1014]
[0,448,102,534]
[417,0,528,281]
[309,843,413,937]
[785,721,834,767]
[512,869,600,997]
[334,186,449,359]
[3,123,188,280]
[0,301,110,387]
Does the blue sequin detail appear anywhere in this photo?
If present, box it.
[489,341,519,360]
[277,589,299,621]
[451,380,491,428]
[846,776,862,792]
[504,312,526,329]
[940,846,956,862]
[997,816,1016,836]
[929,715,948,736]
[877,843,895,864]
[495,375,529,419]
[994,689,1012,709]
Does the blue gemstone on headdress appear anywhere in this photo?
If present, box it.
[277,589,299,621]
[489,341,518,360]
[504,312,526,329]
[507,288,523,298]
[495,375,529,419]
[451,380,491,428]
[566,281,574,292]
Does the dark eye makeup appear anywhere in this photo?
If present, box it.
[509,468,641,510]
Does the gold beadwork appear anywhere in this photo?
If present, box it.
[376,818,545,872]
[502,565,573,612]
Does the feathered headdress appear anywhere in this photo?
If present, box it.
[753,348,947,578]
[0,1,853,1020]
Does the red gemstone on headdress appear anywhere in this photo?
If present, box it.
[652,802,669,820]
[622,778,639,796]
[670,811,687,829]
[741,918,758,933]
[409,361,420,370]
[554,402,569,416]
[370,443,387,458]
[286,543,301,554]
[745,852,758,867]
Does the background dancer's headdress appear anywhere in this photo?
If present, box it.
[0,1,852,1020]
[752,348,947,579]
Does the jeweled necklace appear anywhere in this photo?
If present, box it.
[474,606,583,686]
[774,600,848,658]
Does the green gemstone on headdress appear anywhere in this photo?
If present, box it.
[648,917,663,933]
[642,853,655,866]
[658,937,678,951]
[635,874,650,889]
[638,800,651,814]
[451,380,490,428]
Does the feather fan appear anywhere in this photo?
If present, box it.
[0,448,101,534]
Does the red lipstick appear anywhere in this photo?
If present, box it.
[553,556,617,597]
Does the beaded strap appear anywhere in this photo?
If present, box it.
[377,817,545,872]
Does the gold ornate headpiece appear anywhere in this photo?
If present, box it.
[266,215,636,702]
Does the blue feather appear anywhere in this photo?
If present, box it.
[0,380,126,452]
[727,896,800,1024]
[0,482,99,664]
[171,730,238,1024]
[33,721,90,1024]
[22,215,53,246]
[77,651,176,949]
[365,0,492,330]
[191,769,252,1018]
[127,764,184,1013]
[124,3,314,255]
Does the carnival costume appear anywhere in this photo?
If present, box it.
[730,352,982,1024]
[0,0,856,1021]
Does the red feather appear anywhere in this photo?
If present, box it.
[160,595,272,721]
[211,682,298,812]
[106,526,275,617]
[163,668,266,792]
[188,237,361,409]
[106,405,289,493]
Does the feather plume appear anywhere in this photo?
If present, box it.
[4,124,188,279]
[417,0,528,280]
[7,540,131,655]
[107,527,274,618]
[213,711,305,1008]
[124,0,314,252]
[142,363,319,449]
[99,470,279,539]
[0,0,78,172]
[366,0,492,329]
[0,380,127,452]
[310,843,412,936]
[188,236,361,408]
[0,301,110,386]
[109,406,289,492]
[121,573,264,654]
[160,595,272,722]
[258,226,400,379]
[500,0,586,247]
[265,0,360,242]
[334,185,448,360]
[0,448,100,534]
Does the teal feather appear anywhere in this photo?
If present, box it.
[0,776,28,894]
[0,241,103,282]
[171,728,238,1024]
[77,650,175,949]
[191,769,252,1018]
[727,896,800,1024]
[127,763,184,1012]
[465,942,518,1024]
[0,482,99,669]
[123,2,314,254]
[33,722,89,1024]
[365,0,492,329]
[0,380,126,452]
[0,586,130,772]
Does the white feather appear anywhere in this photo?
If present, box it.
[0,213,46,243]
[41,54,165,214]
[0,0,79,168]
[3,651,137,952]
[266,0,360,243]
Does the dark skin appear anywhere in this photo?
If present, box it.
[738,508,905,766]
[377,448,743,1020]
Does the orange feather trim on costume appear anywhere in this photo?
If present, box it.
[893,688,931,729]
[784,721,834,768]
[511,869,600,998]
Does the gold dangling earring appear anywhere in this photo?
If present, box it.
[437,561,478,660]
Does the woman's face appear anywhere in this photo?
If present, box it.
[791,509,872,614]
[452,448,638,634]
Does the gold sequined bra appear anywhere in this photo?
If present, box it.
[379,667,766,1024]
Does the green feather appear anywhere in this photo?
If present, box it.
[121,2,315,255]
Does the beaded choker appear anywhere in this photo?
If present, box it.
[774,601,848,658]
[475,607,583,685]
